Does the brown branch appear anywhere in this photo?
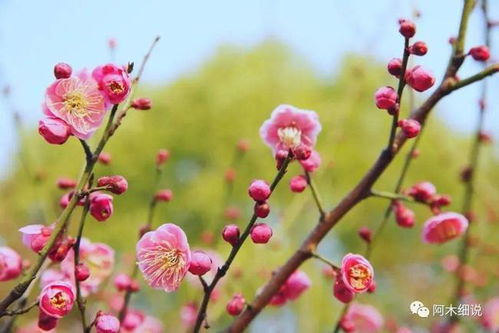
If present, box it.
[226,1,486,331]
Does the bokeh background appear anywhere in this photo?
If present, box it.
[0,1,498,332]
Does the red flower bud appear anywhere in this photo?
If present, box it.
[289,175,307,193]
[398,119,421,138]
[410,41,428,56]
[399,19,416,38]
[358,227,372,243]
[374,86,398,110]
[98,152,112,165]
[54,62,72,79]
[155,189,173,202]
[131,97,152,110]
[38,118,71,145]
[393,201,415,228]
[226,293,245,316]
[75,263,90,281]
[469,45,490,61]
[57,177,76,190]
[250,223,272,244]
[156,149,170,166]
[97,175,128,195]
[254,201,270,218]
[222,224,240,246]
[387,58,402,77]
[405,65,435,92]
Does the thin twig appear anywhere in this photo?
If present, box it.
[74,177,93,333]
[305,171,326,219]
[450,0,491,318]
[311,253,340,271]
[192,157,292,333]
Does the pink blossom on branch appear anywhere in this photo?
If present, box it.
[19,224,54,253]
[422,212,469,244]
[38,281,75,318]
[341,253,375,293]
[260,104,321,158]
[44,72,107,140]
[38,117,71,145]
[136,223,191,292]
[0,246,23,281]
[92,64,131,105]
[269,270,311,306]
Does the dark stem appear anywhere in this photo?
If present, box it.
[387,37,411,152]
[192,157,292,333]
[305,171,326,219]
[74,183,92,333]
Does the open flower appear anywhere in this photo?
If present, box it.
[92,64,131,105]
[341,254,374,293]
[0,246,23,281]
[422,212,469,244]
[39,281,75,318]
[45,71,107,140]
[136,223,191,292]
[260,104,321,156]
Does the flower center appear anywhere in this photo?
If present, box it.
[348,264,372,290]
[278,126,301,148]
[64,91,89,116]
[160,249,183,269]
[50,292,68,309]
[107,81,124,95]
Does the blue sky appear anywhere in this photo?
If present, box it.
[0,0,498,177]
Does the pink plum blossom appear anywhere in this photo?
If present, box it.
[136,223,191,292]
[95,312,120,333]
[122,310,145,331]
[92,64,131,105]
[89,192,114,222]
[226,293,245,316]
[422,212,469,244]
[38,117,71,145]
[269,270,311,306]
[341,253,375,293]
[44,72,107,140]
[260,104,321,156]
[0,246,23,281]
[343,303,384,333]
[299,150,322,172]
[19,224,53,253]
[282,270,311,300]
[39,281,75,318]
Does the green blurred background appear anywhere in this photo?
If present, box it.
[1,43,498,332]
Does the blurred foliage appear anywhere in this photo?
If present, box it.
[0,41,498,332]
